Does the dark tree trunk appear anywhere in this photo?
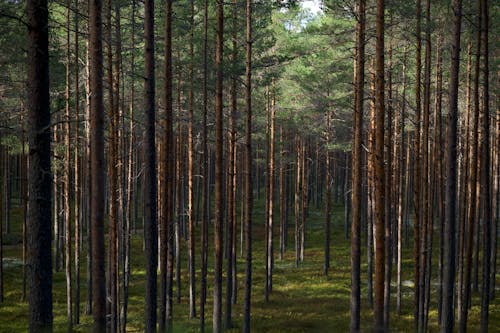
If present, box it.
[213,2,224,332]
[373,0,386,330]
[89,0,106,329]
[479,1,491,331]
[243,1,253,331]
[26,1,53,330]
[143,0,158,331]
[442,0,462,331]
[200,0,209,331]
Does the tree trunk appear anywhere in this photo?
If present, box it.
[460,6,481,330]
[89,0,106,329]
[479,1,491,331]
[243,1,253,331]
[200,0,209,331]
[213,2,224,331]
[442,0,462,331]
[64,1,73,328]
[143,0,158,331]
[350,1,365,329]
[413,0,422,328]
[373,1,386,330]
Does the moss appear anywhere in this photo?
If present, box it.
[0,200,499,332]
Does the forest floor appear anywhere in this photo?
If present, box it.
[0,198,499,332]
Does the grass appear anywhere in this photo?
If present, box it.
[0,195,499,332]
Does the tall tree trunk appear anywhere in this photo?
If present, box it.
[187,0,196,320]
[458,39,472,331]
[106,0,118,330]
[64,1,73,329]
[200,0,209,331]
[460,5,481,330]
[396,48,407,315]
[89,0,106,329]
[350,1,365,329]
[419,1,431,330]
[413,0,422,328]
[213,2,224,332]
[143,0,158,331]
[479,1,491,331]
[383,32,393,330]
[442,0,462,331]
[160,1,174,331]
[74,0,81,324]
[225,1,237,325]
[373,0,386,330]
[325,110,331,277]
[26,0,53,329]
[243,1,253,331]
[266,80,276,300]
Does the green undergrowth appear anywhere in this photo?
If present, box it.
[0,195,499,332]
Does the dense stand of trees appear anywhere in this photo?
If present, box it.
[0,0,498,332]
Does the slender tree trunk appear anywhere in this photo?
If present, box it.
[200,0,209,331]
[64,2,73,328]
[460,6,481,331]
[413,0,422,328]
[73,0,81,324]
[106,0,118,330]
[143,0,158,331]
[187,0,196,320]
[419,1,431,330]
[458,39,472,331]
[213,2,224,331]
[373,1,386,330]
[350,1,365,329]
[479,1,491,331]
[442,0,462,331]
[243,1,253,331]
[396,48,407,315]
[160,1,174,332]
[225,1,237,325]
[325,110,331,276]
[266,80,276,300]
[383,33,393,330]
[295,138,301,268]
[89,0,106,329]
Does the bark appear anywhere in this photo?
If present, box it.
[325,111,331,276]
[350,1,365,329]
[396,49,407,315]
[200,0,209,331]
[479,1,491,331]
[106,0,118,330]
[143,0,158,331]
[442,0,462,331]
[266,80,276,300]
[460,7,481,331]
[89,0,106,329]
[160,1,174,332]
[213,2,224,331]
[383,34,393,330]
[74,0,81,324]
[413,0,422,328]
[187,0,196,320]
[373,0,385,330]
[64,1,73,329]
[243,1,253,331]
[26,0,53,330]
[419,1,431,330]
